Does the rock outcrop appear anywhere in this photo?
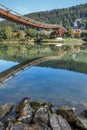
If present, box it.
[2,97,87,130]
[15,97,34,124]
[57,106,77,123]
[0,103,13,119]
[49,113,72,130]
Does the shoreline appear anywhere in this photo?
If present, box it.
[0,97,87,130]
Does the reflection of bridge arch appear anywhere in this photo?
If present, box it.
[0,4,67,36]
[0,56,58,83]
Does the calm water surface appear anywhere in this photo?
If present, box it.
[0,63,87,106]
[0,60,18,73]
[0,44,87,107]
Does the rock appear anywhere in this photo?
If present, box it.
[4,116,16,129]
[70,124,75,130]
[15,97,34,124]
[6,123,51,130]
[5,121,13,130]
[0,122,3,127]
[57,106,77,123]
[0,126,4,130]
[49,113,72,130]
[0,122,4,130]
[75,117,87,130]
[0,103,13,119]
[13,124,30,130]
[30,100,52,112]
[81,109,87,118]
[34,105,49,125]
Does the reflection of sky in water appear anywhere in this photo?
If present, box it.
[0,60,18,72]
[0,66,87,105]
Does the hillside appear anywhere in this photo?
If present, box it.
[0,3,87,31]
[27,3,87,29]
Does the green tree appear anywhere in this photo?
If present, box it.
[2,26,12,39]
[67,28,74,37]
[81,32,87,38]
[25,28,37,38]
[16,31,24,39]
[0,28,4,39]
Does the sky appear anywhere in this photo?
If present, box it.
[0,0,87,15]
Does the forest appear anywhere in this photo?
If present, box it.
[27,3,87,29]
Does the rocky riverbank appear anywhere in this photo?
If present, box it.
[0,97,87,130]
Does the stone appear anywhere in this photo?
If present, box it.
[30,100,52,112]
[57,106,77,123]
[0,126,4,130]
[15,97,34,124]
[49,113,72,130]
[0,122,4,130]
[14,124,30,130]
[5,121,13,130]
[4,116,16,128]
[6,123,51,130]
[34,105,49,125]
[81,109,87,118]
[0,122,3,127]
[0,103,13,119]
[75,117,87,130]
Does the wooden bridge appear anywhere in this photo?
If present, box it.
[0,4,67,37]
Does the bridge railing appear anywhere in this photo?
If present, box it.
[0,4,21,16]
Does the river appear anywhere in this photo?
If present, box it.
[0,44,87,111]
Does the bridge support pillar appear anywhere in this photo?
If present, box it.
[55,28,62,37]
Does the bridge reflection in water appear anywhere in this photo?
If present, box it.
[0,56,59,83]
[0,4,67,37]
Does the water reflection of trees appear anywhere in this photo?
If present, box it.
[38,59,87,74]
[0,43,87,74]
[0,44,81,63]
[0,45,55,62]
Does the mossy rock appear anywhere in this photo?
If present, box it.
[30,101,52,112]
[57,106,77,123]
[0,103,13,119]
[15,97,30,116]
[81,109,87,118]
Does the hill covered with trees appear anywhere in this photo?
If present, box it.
[27,3,87,29]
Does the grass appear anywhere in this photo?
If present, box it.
[74,52,87,63]
[63,38,83,45]
[41,38,83,45]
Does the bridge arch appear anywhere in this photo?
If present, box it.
[0,4,67,37]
